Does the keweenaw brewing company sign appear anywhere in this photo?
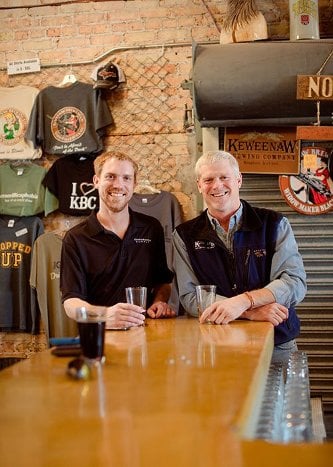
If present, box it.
[279,145,333,215]
[224,127,299,174]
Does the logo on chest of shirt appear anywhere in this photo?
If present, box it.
[134,238,152,244]
[51,107,86,143]
[0,240,31,268]
[254,248,266,258]
[0,108,27,145]
[69,182,97,210]
[194,240,215,250]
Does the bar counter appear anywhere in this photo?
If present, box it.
[0,317,332,466]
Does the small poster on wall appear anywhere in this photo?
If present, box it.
[279,138,333,215]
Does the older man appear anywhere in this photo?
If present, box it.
[173,150,306,363]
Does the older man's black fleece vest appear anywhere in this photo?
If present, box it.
[176,200,300,345]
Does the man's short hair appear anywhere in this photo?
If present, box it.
[195,150,240,179]
[94,151,139,180]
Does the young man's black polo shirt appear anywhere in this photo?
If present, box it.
[60,209,173,307]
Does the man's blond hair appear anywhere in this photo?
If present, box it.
[94,151,139,180]
[195,150,240,179]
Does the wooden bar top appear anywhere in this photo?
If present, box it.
[0,317,332,466]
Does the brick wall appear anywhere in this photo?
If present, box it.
[0,0,330,216]
[0,0,332,356]
[0,0,332,223]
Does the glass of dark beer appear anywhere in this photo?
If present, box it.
[76,307,107,365]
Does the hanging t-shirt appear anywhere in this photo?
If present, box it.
[0,162,58,217]
[25,81,113,156]
[30,231,78,342]
[129,190,183,313]
[0,85,42,160]
[129,190,183,267]
[0,215,44,333]
[43,154,99,216]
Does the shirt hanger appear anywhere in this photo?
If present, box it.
[58,65,77,87]
[58,73,77,87]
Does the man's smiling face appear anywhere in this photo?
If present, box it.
[197,159,242,218]
[94,157,135,213]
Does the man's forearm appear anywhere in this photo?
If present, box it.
[63,297,107,320]
[241,287,276,319]
[243,287,276,310]
[152,283,171,303]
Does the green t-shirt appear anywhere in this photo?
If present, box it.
[0,162,58,216]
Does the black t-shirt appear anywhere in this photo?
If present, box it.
[43,154,99,216]
[60,209,173,306]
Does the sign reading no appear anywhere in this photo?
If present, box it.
[297,75,333,100]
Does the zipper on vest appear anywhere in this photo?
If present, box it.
[230,250,238,293]
[245,249,251,266]
[244,248,251,291]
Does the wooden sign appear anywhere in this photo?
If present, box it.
[296,126,333,141]
[297,74,333,100]
[224,127,299,174]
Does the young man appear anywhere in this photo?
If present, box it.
[60,151,175,329]
[173,150,307,363]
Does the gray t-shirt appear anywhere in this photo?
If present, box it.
[0,215,44,332]
[129,190,183,312]
[30,231,78,341]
